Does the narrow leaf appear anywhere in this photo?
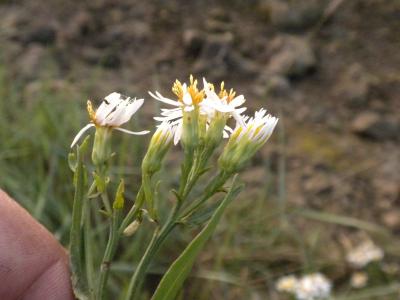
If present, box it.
[151,175,243,300]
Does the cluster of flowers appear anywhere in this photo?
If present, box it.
[71,75,278,174]
[346,239,384,269]
[276,273,332,300]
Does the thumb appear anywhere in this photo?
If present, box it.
[0,189,74,300]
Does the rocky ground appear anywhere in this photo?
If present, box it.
[1,0,399,297]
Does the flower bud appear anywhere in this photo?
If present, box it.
[112,179,125,210]
[142,122,175,175]
[219,109,278,173]
[181,108,199,151]
[204,113,226,150]
[92,127,113,166]
[123,220,141,236]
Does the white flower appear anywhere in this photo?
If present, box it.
[276,275,299,293]
[276,273,332,300]
[234,108,278,144]
[150,76,204,145]
[71,92,149,147]
[150,76,248,144]
[295,273,332,300]
[346,240,384,268]
[152,121,176,146]
[201,78,246,122]
[350,272,368,289]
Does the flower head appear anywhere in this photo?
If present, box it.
[276,275,299,293]
[142,121,176,175]
[346,240,384,268]
[150,76,247,145]
[350,272,368,289]
[201,78,246,124]
[295,273,332,300]
[276,273,332,300]
[219,108,278,173]
[71,92,149,148]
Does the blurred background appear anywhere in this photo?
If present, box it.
[0,0,399,299]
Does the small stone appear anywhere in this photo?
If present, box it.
[193,32,234,78]
[351,112,399,141]
[257,73,291,96]
[267,35,316,78]
[382,210,400,229]
[80,47,102,65]
[23,25,57,45]
[304,175,332,195]
[259,0,324,31]
[334,63,376,107]
[225,52,259,77]
[100,52,121,69]
[18,45,47,80]
[68,10,95,38]
[182,29,205,59]
[200,32,234,59]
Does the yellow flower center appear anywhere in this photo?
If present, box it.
[87,100,97,124]
[172,75,205,105]
[218,81,236,103]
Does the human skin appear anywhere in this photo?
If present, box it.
[0,189,74,300]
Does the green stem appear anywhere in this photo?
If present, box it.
[96,210,121,299]
[69,150,89,299]
[180,170,231,220]
[125,146,219,299]
[125,203,181,300]
[179,148,194,196]
[96,185,145,299]
[84,201,95,299]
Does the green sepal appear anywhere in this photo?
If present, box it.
[99,209,112,217]
[68,152,77,172]
[113,179,125,210]
[93,172,107,193]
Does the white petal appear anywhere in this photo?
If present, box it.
[229,95,245,107]
[149,91,182,107]
[96,92,124,123]
[114,127,150,135]
[161,107,182,116]
[235,107,247,115]
[70,123,95,148]
[232,111,245,126]
[184,105,194,112]
[174,121,183,145]
[112,98,144,126]
[105,92,123,103]
[224,125,233,133]
[182,92,193,106]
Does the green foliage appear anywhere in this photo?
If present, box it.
[152,177,243,300]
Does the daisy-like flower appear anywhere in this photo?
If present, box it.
[295,273,332,300]
[350,272,368,289]
[236,108,278,144]
[346,240,384,268]
[71,92,149,148]
[201,78,246,125]
[276,275,299,293]
[150,75,205,145]
[219,108,278,173]
[150,76,247,145]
